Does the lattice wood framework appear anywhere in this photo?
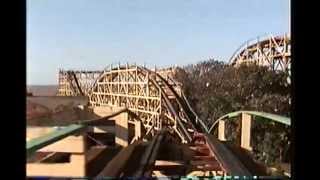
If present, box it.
[89,65,187,138]
[157,67,182,97]
[229,34,291,72]
[57,70,102,96]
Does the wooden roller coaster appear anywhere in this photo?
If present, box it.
[27,34,291,178]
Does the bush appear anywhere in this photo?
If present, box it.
[174,59,290,125]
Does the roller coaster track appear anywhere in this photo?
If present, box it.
[229,34,291,72]
[56,34,291,97]
[28,64,291,178]
[67,71,84,96]
[57,70,103,96]
[87,65,210,142]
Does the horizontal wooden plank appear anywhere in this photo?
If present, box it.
[154,160,185,171]
[155,160,184,166]
[96,141,142,177]
[205,134,251,176]
[38,135,85,153]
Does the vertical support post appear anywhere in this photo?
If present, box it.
[218,120,226,141]
[241,113,252,151]
[154,65,157,81]
[58,69,61,95]
[135,67,137,97]
[135,120,141,140]
[115,111,128,147]
[158,88,162,130]
[118,63,120,106]
[126,63,129,106]
[146,72,149,97]
[70,153,86,177]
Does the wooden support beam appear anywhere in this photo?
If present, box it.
[204,134,251,176]
[193,155,216,161]
[97,141,142,177]
[218,120,226,141]
[191,163,222,171]
[38,134,86,153]
[154,160,184,166]
[153,160,185,171]
[241,113,252,151]
[115,111,129,147]
[134,132,164,177]
[135,120,141,140]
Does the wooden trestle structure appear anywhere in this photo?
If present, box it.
[27,62,291,178]
[34,34,291,178]
[229,34,291,72]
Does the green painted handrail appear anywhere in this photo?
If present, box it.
[208,110,290,133]
[26,108,129,158]
[26,124,85,157]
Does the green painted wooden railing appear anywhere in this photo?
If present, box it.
[26,124,85,157]
[26,108,128,158]
[27,109,290,158]
[208,110,290,133]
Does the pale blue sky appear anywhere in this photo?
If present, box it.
[27,0,289,85]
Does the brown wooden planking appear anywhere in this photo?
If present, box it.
[133,131,164,177]
[192,164,222,171]
[153,160,185,171]
[205,134,252,176]
[222,141,268,176]
[96,141,142,178]
[193,155,216,161]
[86,146,122,177]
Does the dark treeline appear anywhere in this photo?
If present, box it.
[174,59,290,126]
[174,59,291,170]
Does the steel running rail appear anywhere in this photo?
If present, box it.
[166,75,209,133]
[138,66,193,142]
[137,68,255,176]
[180,90,209,133]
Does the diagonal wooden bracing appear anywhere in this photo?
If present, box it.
[55,64,206,143]
[229,34,291,72]
[57,70,103,96]
[56,64,208,143]
[89,65,190,140]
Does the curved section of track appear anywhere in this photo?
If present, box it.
[229,34,291,72]
[49,64,290,177]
